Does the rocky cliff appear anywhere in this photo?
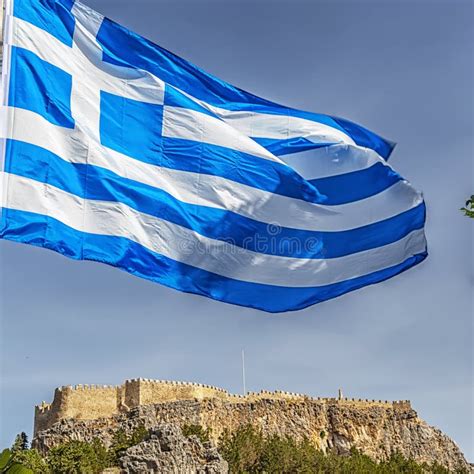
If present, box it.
[118,424,227,473]
[33,394,469,472]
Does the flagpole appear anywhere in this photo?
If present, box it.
[0,0,5,218]
[0,0,4,71]
[241,349,246,396]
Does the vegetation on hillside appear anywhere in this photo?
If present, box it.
[4,427,148,474]
[4,425,469,473]
[182,423,212,444]
[0,447,33,473]
[106,425,149,466]
[216,424,466,474]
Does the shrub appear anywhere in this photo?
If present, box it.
[258,434,319,473]
[218,425,265,473]
[461,195,474,218]
[107,424,149,465]
[11,450,46,474]
[128,424,149,446]
[182,424,212,444]
[0,449,33,473]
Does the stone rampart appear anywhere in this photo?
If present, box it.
[34,384,120,435]
[34,379,412,436]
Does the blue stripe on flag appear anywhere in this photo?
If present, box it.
[333,116,396,161]
[164,84,214,116]
[253,137,334,157]
[161,138,321,203]
[309,163,402,205]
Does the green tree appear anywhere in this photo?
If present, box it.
[46,439,108,474]
[0,449,32,474]
[460,195,474,218]
[11,434,28,454]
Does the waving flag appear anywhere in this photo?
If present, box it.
[0,0,427,312]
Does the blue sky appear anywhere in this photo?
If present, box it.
[1,0,473,461]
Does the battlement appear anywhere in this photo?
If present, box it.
[36,401,52,412]
[34,379,412,435]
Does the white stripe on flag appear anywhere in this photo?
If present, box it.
[162,105,280,163]
[193,101,356,145]
[281,144,390,180]
[173,86,356,147]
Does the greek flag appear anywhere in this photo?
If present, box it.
[0,0,427,312]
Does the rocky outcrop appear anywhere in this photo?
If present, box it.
[119,424,227,474]
[32,397,469,472]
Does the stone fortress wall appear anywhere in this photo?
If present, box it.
[34,378,411,435]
